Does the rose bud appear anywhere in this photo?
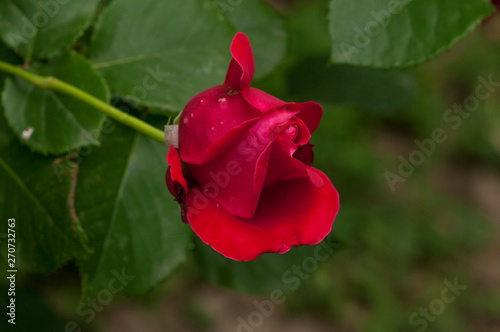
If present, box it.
[166,32,339,261]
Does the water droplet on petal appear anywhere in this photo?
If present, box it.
[219,121,224,125]
[216,203,221,209]
[210,126,215,131]
[190,113,194,118]
[183,118,188,124]
[218,97,227,102]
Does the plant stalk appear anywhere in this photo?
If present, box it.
[0,61,165,144]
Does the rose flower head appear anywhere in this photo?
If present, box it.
[166,32,339,261]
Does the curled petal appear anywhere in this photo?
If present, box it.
[224,32,255,91]
[166,146,189,223]
[294,101,323,134]
[166,145,187,194]
[263,140,309,188]
[186,167,339,261]
[279,116,310,145]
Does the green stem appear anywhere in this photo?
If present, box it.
[0,61,165,144]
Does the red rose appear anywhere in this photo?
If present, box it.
[166,32,339,261]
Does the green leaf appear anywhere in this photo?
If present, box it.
[329,0,495,68]
[0,0,100,60]
[75,119,191,297]
[194,236,340,294]
[91,0,234,113]
[0,113,81,274]
[2,51,109,155]
[0,41,21,148]
[221,0,286,79]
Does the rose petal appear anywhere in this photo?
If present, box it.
[279,116,311,146]
[188,108,300,219]
[244,87,285,112]
[179,85,261,164]
[224,32,255,91]
[306,167,325,188]
[166,146,190,223]
[166,145,188,194]
[294,101,323,134]
[243,95,322,136]
[186,167,339,261]
[263,140,309,188]
[293,142,314,166]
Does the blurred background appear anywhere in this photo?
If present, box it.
[2,0,500,331]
